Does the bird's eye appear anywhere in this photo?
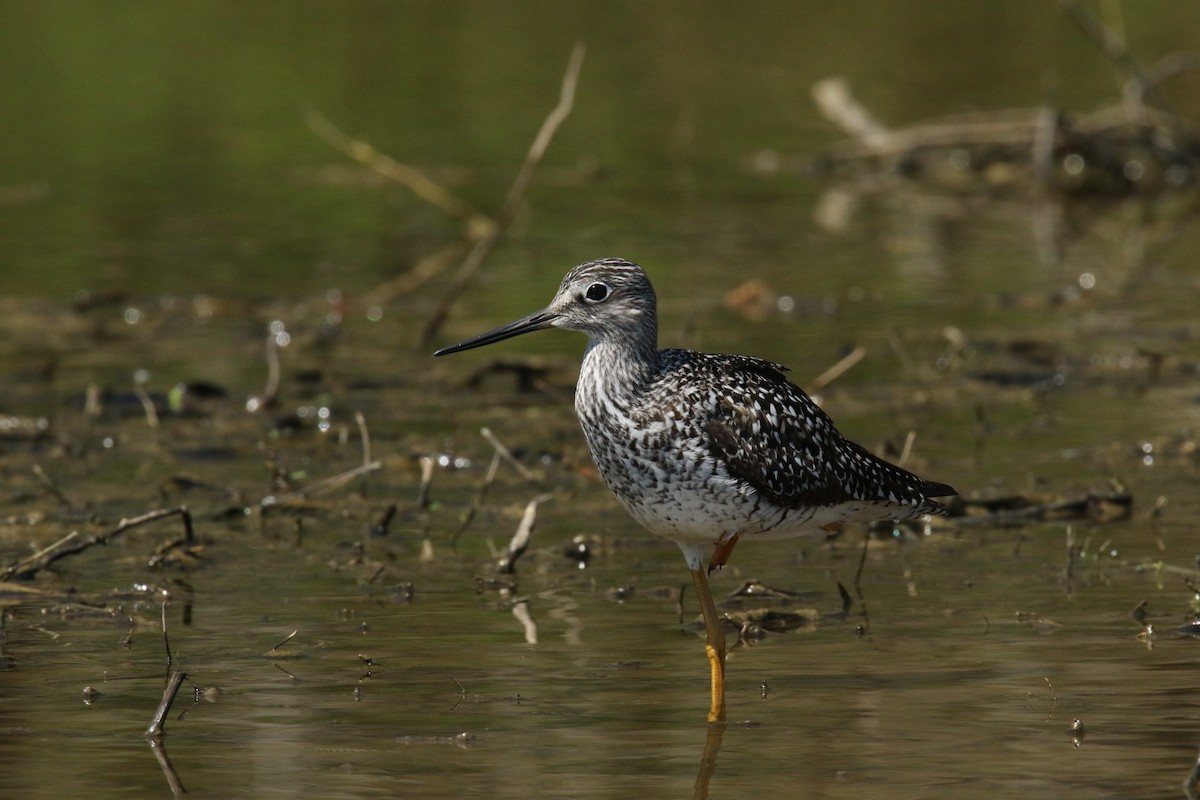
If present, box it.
[584,282,610,303]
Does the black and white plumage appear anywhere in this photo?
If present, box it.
[436,257,956,722]
[436,257,955,572]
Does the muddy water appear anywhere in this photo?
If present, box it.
[3,3,1200,799]
[3,242,1199,800]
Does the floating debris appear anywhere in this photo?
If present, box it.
[1067,717,1086,747]
[954,481,1133,526]
[395,732,477,748]
[724,607,823,640]
[809,76,1199,198]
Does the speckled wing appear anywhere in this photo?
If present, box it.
[677,352,953,512]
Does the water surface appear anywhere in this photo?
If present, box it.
[2,3,1200,798]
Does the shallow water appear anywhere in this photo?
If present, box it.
[3,3,1200,799]
[3,512,1199,799]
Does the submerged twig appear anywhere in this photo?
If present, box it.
[272,662,297,680]
[1184,748,1200,799]
[448,675,468,712]
[421,43,586,347]
[146,736,187,798]
[1043,676,1058,722]
[852,533,871,632]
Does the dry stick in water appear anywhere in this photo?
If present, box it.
[246,332,281,412]
[145,669,188,739]
[31,464,72,508]
[480,427,536,482]
[133,379,160,428]
[355,411,372,466]
[496,493,553,574]
[13,530,78,572]
[305,108,487,226]
[897,430,917,469]
[372,503,398,537]
[267,630,299,655]
[417,455,437,560]
[368,241,472,305]
[416,455,436,512]
[449,451,499,546]
[421,43,586,347]
[1,506,195,581]
[811,77,892,148]
[293,461,383,498]
[306,109,481,303]
[161,601,174,668]
[1059,0,1170,113]
[354,410,374,497]
[809,345,866,393]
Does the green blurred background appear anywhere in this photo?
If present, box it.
[3,1,1197,298]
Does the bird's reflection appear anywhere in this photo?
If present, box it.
[693,723,726,800]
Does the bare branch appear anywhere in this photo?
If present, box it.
[422,43,587,347]
[305,108,487,227]
[809,345,866,392]
[354,411,372,466]
[812,78,891,148]
[145,669,188,739]
[2,507,196,581]
[480,427,536,482]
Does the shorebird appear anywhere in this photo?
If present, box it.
[435,257,956,723]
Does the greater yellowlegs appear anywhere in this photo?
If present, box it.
[435,257,956,722]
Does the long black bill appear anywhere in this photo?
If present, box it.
[433,310,559,356]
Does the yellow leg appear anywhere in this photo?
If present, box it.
[690,567,727,724]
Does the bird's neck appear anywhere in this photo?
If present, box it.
[578,329,660,408]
